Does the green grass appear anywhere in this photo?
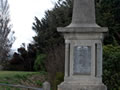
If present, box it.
[0,71,39,78]
[0,71,47,89]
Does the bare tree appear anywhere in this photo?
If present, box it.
[0,0,15,63]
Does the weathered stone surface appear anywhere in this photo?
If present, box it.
[58,82,107,90]
[73,46,91,75]
[57,27,108,33]
[57,0,108,89]
[43,81,50,90]
[68,0,99,27]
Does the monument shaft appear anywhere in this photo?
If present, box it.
[73,0,95,24]
[68,0,98,27]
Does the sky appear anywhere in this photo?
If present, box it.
[8,0,57,50]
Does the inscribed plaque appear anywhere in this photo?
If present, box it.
[73,46,91,75]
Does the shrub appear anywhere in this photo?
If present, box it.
[103,45,120,90]
[34,54,46,71]
[53,72,64,90]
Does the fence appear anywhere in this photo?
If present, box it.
[0,81,50,90]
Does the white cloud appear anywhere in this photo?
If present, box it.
[8,0,57,50]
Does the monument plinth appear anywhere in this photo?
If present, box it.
[57,0,108,90]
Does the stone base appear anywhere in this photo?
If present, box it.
[58,82,107,90]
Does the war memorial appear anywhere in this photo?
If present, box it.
[57,0,108,90]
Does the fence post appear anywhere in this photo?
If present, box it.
[43,81,50,90]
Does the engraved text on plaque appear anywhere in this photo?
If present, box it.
[73,46,91,75]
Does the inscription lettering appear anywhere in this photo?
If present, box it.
[73,46,91,75]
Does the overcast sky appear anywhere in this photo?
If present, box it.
[8,0,57,50]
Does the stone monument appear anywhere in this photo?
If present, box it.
[57,0,108,90]
[43,81,51,90]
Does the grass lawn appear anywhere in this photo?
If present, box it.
[0,71,47,89]
[0,71,39,78]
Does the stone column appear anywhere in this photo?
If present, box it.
[96,43,103,77]
[64,40,70,77]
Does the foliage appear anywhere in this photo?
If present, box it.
[103,45,120,90]
[0,71,47,89]
[0,0,15,63]
[53,72,64,90]
[0,86,21,90]
[0,71,38,78]
[32,1,72,89]
[45,44,65,82]
[32,0,72,53]
[8,44,37,71]
[96,0,120,44]
[34,54,46,71]
[35,80,43,86]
